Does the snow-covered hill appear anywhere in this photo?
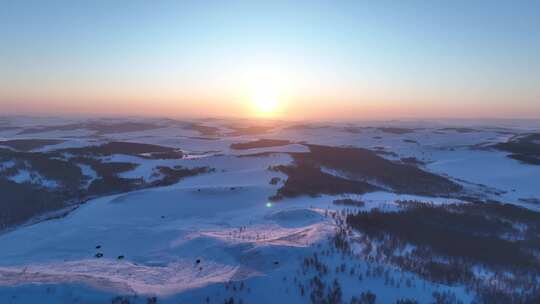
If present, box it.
[0,117,539,303]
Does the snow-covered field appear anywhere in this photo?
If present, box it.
[0,116,539,303]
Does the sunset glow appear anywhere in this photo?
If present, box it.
[1,2,540,302]
[251,91,280,116]
[0,1,539,119]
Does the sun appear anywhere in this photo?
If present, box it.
[252,92,279,115]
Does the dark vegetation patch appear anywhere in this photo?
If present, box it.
[284,124,311,130]
[236,151,278,158]
[59,141,183,159]
[303,145,460,196]
[0,124,20,132]
[493,133,540,165]
[227,125,274,136]
[188,136,220,140]
[18,121,162,136]
[85,176,143,196]
[230,139,291,150]
[439,127,478,133]
[187,123,220,137]
[0,179,67,230]
[342,127,363,134]
[507,153,540,165]
[332,198,365,207]
[0,139,65,151]
[373,149,398,158]
[0,144,209,229]
[269,144,461,200]
[377,127,415,135]
[83,121,162,135]
[71,157,137,177]
[152,166,212,186]
[291,211,460,304]
[269,162,379,201]
[164,119,221,136]
[400,157,426,166]
[0,148,84,189]
[345,201,540,302]
[70,157,142,195]
[519,197,540,205]
[347,202,535,269]
[269,177,281,185]
[284,124,330,131]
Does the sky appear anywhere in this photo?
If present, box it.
[1,0,540,120]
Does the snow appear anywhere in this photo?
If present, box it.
[0,116,539,303]
[0,160,16,170]
[7,169,59,188]
[9,169,31,183]
[427,148,540,206]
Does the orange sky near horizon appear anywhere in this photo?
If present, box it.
[2,1,540,120]
[2,93,539,121]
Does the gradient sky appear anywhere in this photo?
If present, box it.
[1,0,540,120]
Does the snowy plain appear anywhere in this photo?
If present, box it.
[0,117,539,303]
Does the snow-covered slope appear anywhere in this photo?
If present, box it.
[0,116,539,303]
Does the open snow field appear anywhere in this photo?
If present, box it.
[0,117,539,303]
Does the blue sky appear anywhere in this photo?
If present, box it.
[1,0,539,119]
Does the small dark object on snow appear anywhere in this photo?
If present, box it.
[197,189,201,192]
[95,245,101,249]
[117,255,125,260]
[230,187,235,190]
[95,252,103,258]
[196,259,201,264]
[161,215,165,219]
[273,261,279,265]
[269,177,281,185]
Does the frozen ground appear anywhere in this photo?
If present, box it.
[0,116,539,303]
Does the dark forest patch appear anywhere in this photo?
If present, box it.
[0,146,209,229]
[508,153,540,165]
[0,124,20,132]
[373,149,399,158]
[0,139,65,151]
[152,166,212,187]
[520,197,540,205]
[188,123,221,137]
[439,127,479,133]
[269,145,460,200]
[0,148,84,189]
[18,121,163,136]
[71,157,138,177]
[227,125,275,136]
[402,139,418,144]
[301,145,461,196]
[283,124,330,131]
[400,157,426,166]
[59,141,183,159]
[0,180,66,230]
[230,139,291,150]
[342,127,363,134]
[377,127,415,135]
[345,201,540,302]
[269,162,379,201]
[493,133,540,165]
[332,198,365,207]
[236,151,279,158]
